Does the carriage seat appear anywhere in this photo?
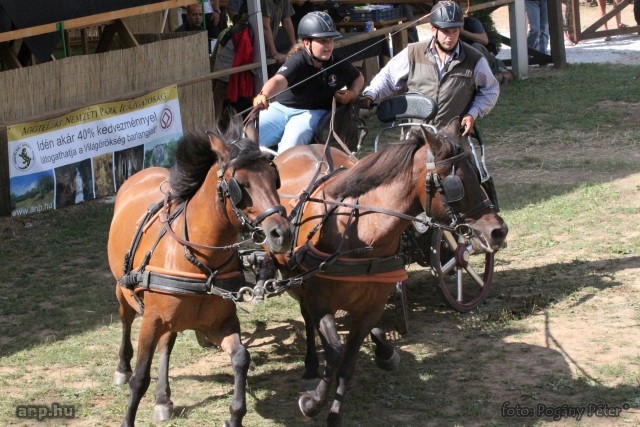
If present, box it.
[376,92,437,123]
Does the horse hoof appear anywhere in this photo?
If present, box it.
[154,403,173,422]
[112,371,132,385]
[375,349,400,371]
[296,397,313,423]
[298,395,320,420]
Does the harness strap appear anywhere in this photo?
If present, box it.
[293,242,408,279]
[304,196,435,226]
[325,97,359,163]
[120,268,246,296]
[288,167,349,244]
[123,200,164,275]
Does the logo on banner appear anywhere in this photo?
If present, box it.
[12,142,35,172]
[160,107,174,130]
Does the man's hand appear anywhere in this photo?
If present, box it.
[359,96,375,109]
[335,89,357,105]
[460,115,475,137]
[253,93,269,110]
[274,52,286,64]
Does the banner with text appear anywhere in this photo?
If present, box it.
[7,85,183,217]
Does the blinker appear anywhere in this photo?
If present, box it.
[227,178,243,206]
[442,175,464,203]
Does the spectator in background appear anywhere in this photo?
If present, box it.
[400,4,419,43]
[212,14,254,120]
[291,0,316,35]
[525,0,549,54]
[175,4,204,32]
[596,0,627,41]
[261,0,297,64]
[460,15,495,70]
[205,0,228,39]
[460,14,510,81]
[226,0,247,22]
[562,0,577,45]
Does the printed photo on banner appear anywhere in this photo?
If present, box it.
[6,85,183,217]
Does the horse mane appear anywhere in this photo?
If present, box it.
[327,126,460,199]
[327,137,423,199]
[169,116,264,201]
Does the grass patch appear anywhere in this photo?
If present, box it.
[1,63,640,426]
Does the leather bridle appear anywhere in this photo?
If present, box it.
[216,158,286,239]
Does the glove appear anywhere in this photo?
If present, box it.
[359,96,375,109]
[253,93,269,110]
[335,89,356,105]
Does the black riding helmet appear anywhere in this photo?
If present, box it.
[297,11,342,39]
[430,1,464,29]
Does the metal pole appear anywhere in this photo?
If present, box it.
[56,22,68,58]
[509,0,529,79]
[248,0,268,91]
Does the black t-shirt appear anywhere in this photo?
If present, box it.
[274,49,360,110]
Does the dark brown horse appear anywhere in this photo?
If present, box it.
[272,119,508,426]
[107,119,292,427]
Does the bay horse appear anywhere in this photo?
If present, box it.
[107,117,292,427]
[271,119,508,426]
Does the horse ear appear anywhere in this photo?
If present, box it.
[243,121,258,144]
[208,132,231,163]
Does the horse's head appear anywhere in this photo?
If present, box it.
[419,119,508,253]
[208,120,292,254]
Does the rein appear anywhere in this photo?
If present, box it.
[251,131,495,297]
[118,157,287,308]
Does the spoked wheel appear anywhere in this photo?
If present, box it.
[393,281,409,335]
[430,228,494,312]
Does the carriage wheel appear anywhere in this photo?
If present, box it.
[430,229,494,312]
[393,282,409,335]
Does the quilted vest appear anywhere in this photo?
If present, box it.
[406,40,482,127]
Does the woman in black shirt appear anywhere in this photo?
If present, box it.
[253,11,364,153]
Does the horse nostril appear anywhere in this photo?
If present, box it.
[492,224,509,245]
[269,228,283,244]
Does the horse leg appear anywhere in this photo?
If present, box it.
[298,312,342,420]
[114,286,136,385]
[122,315,162,427]
[213,326,250,427]
[154,331,177,422]
[300,299,320,380]
[325,321,372,427]
[327,308,397,426]
[370,327,400,371]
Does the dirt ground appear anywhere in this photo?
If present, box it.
[2,8,639,425]
[418,2,640,66]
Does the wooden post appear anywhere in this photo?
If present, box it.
[548,0,567,69]
[0,127,10,216]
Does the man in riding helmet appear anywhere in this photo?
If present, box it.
[253,11,364,153]
[361,1,499,136]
